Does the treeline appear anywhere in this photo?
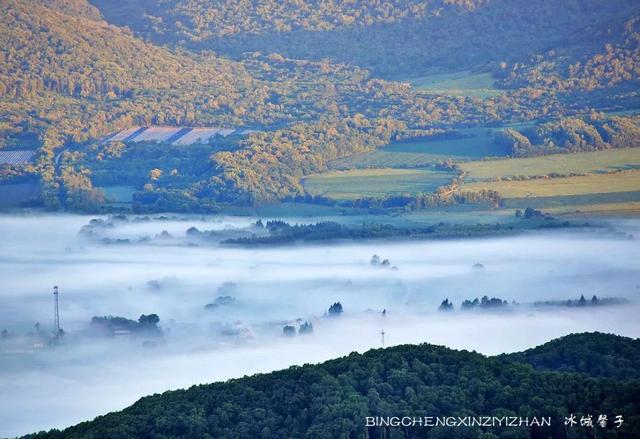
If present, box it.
[94,0,471,38]
[506,332,640,380]
[89,314,162,337]
[496,14,640,93]
[223,218,572,245]
[24,332,640,438]
[283,185,500,211]
[339,188,501,211]
[496,115,640,157]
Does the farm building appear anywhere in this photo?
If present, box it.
[103,126,254,145]
[104,126,144,142]
[172,128,235,145]
[0,150,36,165]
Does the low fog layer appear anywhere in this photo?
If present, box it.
[1,214,639,437]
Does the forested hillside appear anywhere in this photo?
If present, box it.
[506,332,640,379]
[0,0,265,143]
[497,14,640,92]
[91,0,640,79]
[25,332,640,438]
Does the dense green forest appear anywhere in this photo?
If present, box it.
[24,332,640,438]
[505,332,640,379]
[91,0,640,79]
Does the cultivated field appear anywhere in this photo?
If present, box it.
[332,128,507,169]
[104,126,247,146]
[406,71,502,98]
[302,168,453,199]
[0,150,36,165]
[321,145,640,214]
[461,148,640,181]
[463,171,640,198]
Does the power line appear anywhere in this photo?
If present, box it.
[53,285,60,337]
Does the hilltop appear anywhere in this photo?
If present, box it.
[23,332,640,438]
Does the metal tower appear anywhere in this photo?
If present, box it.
[53,285,60,335]
[381,329,386,348]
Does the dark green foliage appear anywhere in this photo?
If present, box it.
[533,296,627,309]
[25,333,640,438]
[224,219,575,245]
[282,325,296,337]
[460,296,509,310]
[205,296,237,310]
[327,302,343,317]
[298,322,314,335]
[523,207,545,219]
[438,299,454,311]
[499,116,640,157]
[90,314,162,336]
[90,316,139,332]
[506,332,640,380]
[497,15,640,93]
[138,314,160,328]
[91,0,640,79]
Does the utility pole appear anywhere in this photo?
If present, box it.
[381,329,385,348]
[53,285,60,336]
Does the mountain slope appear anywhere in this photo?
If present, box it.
[91,0,640,78]
[24,333,640,438]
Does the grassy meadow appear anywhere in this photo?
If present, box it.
[312,136,640,216]
[461,148,640,181]
[406,71,503,98]
[302,167,453,200]
[99,185,136,205]
[463,171,640,198]
[332,128,508,169]
[458,149,640,213]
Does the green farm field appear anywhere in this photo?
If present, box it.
[99,185,136,204]
[302,167,453,200]
[406,71,503,98]
[461,148,640,181]
[332,128,508,169]
[0,182,40,208]
[463,171,640,198]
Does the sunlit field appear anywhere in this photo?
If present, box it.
[405,71,503,98]
[461,148,640,181]
[303,167,454,199]
[463,170,640,198]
